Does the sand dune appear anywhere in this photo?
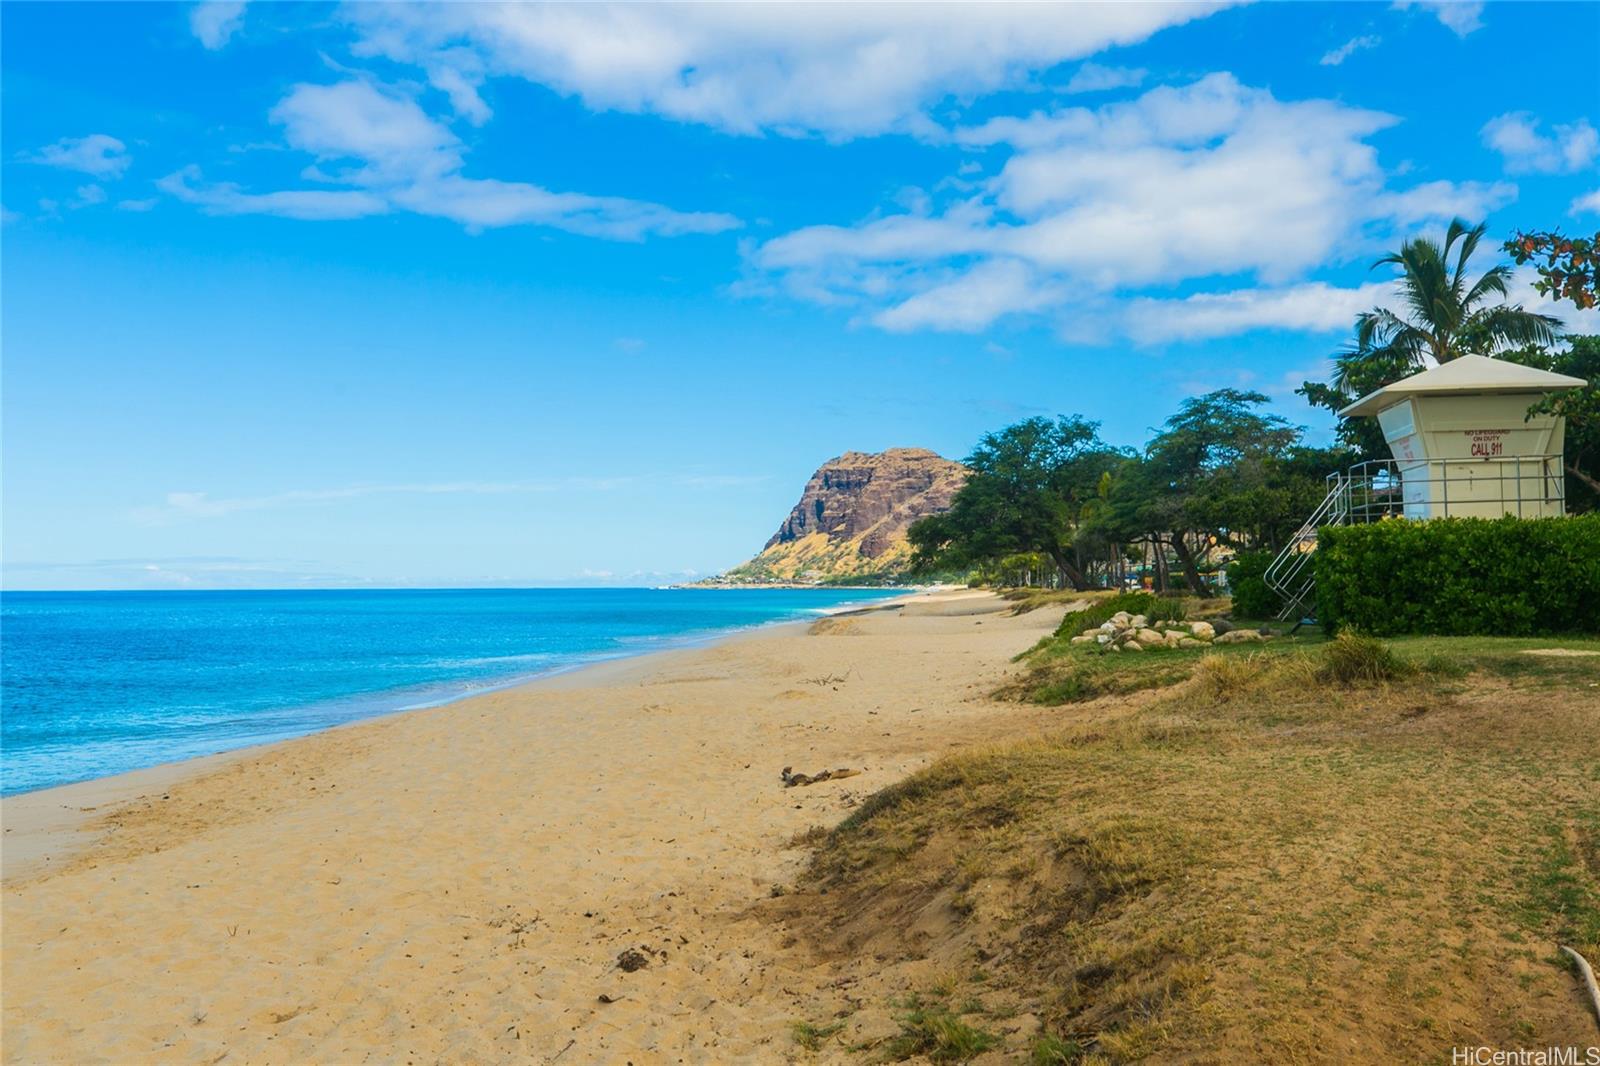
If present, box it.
[1,589,1061,1063]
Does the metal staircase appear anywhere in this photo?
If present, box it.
[1262,475,1349,622]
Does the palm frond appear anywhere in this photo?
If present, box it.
[1449,219,1488,298]
[1461,263,1512,311]
[1466,305,1564,353]
[1356,308,1431,365]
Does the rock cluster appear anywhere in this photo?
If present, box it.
[1068,612,1273,652]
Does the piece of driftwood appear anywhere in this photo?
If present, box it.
[780,766,862,788]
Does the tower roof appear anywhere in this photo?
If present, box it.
[1338,354,1587,418]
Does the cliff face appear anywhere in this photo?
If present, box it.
[723,448,967,583]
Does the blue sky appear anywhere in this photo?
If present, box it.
[4,1,1598,589]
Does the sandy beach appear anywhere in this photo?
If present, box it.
[2,589,1063,1063]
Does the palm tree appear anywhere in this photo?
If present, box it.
[1333,218,1562,391]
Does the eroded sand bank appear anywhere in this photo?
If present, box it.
[1,589,1063,1063]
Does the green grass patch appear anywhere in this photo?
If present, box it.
[1517,818,1600,951]
[790,1019,846,1052]
[1030,1033,1085,1064]
[885,997,999,1063]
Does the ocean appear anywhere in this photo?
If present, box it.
[0,586,905,796]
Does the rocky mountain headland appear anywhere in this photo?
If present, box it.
[714,448,967,584]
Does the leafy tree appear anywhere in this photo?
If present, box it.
[1504,229,1599,310]
[1501,336,1600,510]
[908,416,1124,589]
[1089,390,1315,594]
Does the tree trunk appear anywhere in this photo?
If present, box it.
[1566,462,1600,497]
[1168,534,1209,596]
[1046,548,1093,591]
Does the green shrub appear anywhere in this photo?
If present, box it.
[1317,632,1408,685]
[1226,550,1278,619]
[1314,515,1600,637]
[1054,591,1186,640]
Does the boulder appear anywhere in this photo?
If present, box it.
[1209,617,1234,635]
[1070,634,1097,645]
[1214,629,1265,645]
[1096,633,1113,644]
[1176,637,1203,648]
[1134,628,1167,646]
[1111,612,1133,627]
[1189,621,1216,641]
[1123,640,1145,652]
[1129,614,1148,628]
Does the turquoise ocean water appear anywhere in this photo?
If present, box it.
[0,587,903,795]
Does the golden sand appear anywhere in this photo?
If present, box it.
[1,589,1060,1063]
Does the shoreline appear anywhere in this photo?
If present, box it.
[1,590,922,879]
[1,586,915,804]
[1,586,1062,1062]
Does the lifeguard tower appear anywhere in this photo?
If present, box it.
[1264,354,1587,619]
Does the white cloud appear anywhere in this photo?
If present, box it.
[159,165,390,221]
[1063,63,1147,94]
[391,175,738,239]
[190,1,247,49]
[1481,112,1599,174]
[426,60,492,126]
[270,80,462,184]
[22,133,130,178]
[1572,189,1600,216]
[344,2,1237,138]
[73,184,107,207]
[117,198,158,212]
[1393,1,1484,36]
[1124,281,1395,343]
[1320,34,1381,66]
[164,79,739,239]
[1375,178,1517,225]
[753,73,1526,336]
[1125,258,1600,346]
[873,259,1058,333]
[133,474,767,524]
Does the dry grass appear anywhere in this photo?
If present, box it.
[772,635,1600,1062]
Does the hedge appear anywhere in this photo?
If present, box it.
[1314,515,1600,636]
[1225,550,1277,619]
